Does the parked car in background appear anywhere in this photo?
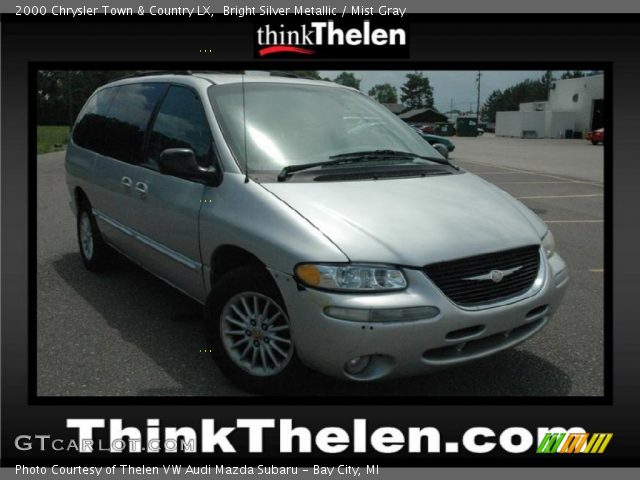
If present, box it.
[417,131,456,159]
[410,123,435,134]
[586,128,604,145]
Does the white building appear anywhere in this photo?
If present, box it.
[496,74,604,139]
[548,74,604,132]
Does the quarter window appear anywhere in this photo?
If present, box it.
[72,87,117,152]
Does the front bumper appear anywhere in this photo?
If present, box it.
[270,252,568,381]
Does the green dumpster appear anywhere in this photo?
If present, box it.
[456,117,479,137]
[434,122,455,136]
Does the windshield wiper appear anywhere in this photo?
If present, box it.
[277,149,458,182]
[331,149,458,169]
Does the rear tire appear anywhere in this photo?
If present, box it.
[205,265,304,393]
[76,200,112,272]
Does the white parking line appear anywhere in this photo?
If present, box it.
[516,194,604,200]
[458,160,604,187]
[494,181,601,185]
[473,171,536,174]
[589,268,604,273]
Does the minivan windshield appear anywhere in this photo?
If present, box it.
[208,82,443,173]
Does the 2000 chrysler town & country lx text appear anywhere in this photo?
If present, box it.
[66,72,569,391]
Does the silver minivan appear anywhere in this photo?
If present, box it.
[66,72,568,391]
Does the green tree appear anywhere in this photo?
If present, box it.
[37,70,137,126]
[368,83,398,104]
[481,77,550,123]
[400,72,434,110]
[561,70,585,79]
[541,70,555,97]
[482,90,503,123]
[333,72,361,90]
[292,71,322,80]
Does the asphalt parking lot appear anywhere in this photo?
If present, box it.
[37,134,604,397]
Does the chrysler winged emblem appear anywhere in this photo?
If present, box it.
[463,266,522,283]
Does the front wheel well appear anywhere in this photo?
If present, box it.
[210,245,265,285]
[74,187,90,208]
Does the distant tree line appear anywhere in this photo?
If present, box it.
[38,70,440,126]
[289,70,434,110]
[482,70,604,123]
[39,69,604,127]
[481,76,550,124]
[37,70,136,126]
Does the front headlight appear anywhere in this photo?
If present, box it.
[542,230,556,258]
[295,263,407,292]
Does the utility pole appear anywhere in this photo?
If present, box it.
[476,71,482,121]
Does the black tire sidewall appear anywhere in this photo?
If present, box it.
[77,201,110,271]
[205,265,303,393]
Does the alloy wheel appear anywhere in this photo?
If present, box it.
[219,292,293,376]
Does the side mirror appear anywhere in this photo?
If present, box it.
[157,148,218,184]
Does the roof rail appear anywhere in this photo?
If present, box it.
[268,71,304,78]
[109,70,193,83]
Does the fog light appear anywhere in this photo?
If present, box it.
[324,307,370,322]
[344,356,371,375]
[325,306,440,322]
[370,306,439,322]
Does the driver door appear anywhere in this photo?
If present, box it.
[127,85,216,302]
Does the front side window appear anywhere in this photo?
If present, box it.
[100,83,165,164]
[146,86,212,168]
[208,82,440,173]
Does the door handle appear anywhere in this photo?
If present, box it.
[135,181,148,198]
[121,176,132,191]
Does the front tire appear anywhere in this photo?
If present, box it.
[205,265,303,393]
[76,201,112,272]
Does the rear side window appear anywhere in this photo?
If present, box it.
[146,86,213,167]
[72,87,117,152]
[101,83,165,164]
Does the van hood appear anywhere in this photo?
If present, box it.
[262,172,547,266]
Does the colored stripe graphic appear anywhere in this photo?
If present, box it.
[560,433,589,453]
[537,433,566,453]
[258,45,316,56]
[583,433,613,454]
[537,433,613,454]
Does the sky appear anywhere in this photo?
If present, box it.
[318,70,553,112]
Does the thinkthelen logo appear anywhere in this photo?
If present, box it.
[254,20,408,58]
[13,419,611,456]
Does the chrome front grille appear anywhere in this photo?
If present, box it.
[423,245,541,307]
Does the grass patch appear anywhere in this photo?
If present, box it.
[37,125,70,154]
